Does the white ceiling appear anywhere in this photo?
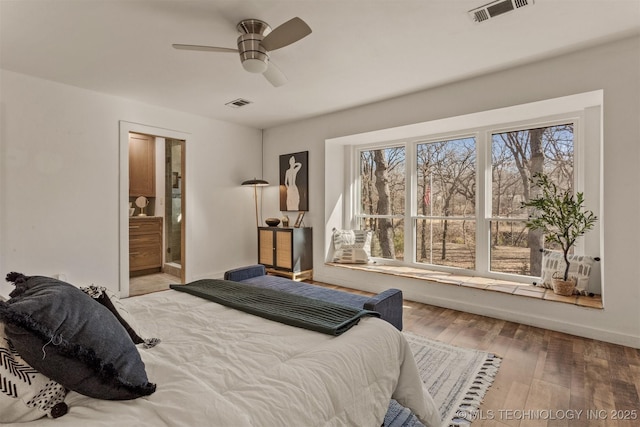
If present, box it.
[1,0,639,129]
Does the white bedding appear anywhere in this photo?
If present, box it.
[19,289,440,427]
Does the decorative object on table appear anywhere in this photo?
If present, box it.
[265,217,281,227]
[241,178,269,227]
[293,211,305,228]
[279,151,308,211]
[521,173,598,296]
[135,196,149,216]
[281,215,290,227]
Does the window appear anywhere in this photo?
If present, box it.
[416,137,476,269]
[352,117,586,283]
[490,124,574,277]
[358,146,406,259]
[327,91,601,289]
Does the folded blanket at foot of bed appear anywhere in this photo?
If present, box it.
[224,264,404,330]
[170,279,380,335]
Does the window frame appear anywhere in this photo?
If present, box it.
[350,113,588,284]
[412,133,478,268]
[479,115,584,282]
[352,141,408,264]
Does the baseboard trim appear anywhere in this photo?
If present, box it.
[315,270,639,349]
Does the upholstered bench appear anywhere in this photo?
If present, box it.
[223,264,404,330]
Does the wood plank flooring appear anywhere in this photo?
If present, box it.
[128,275,640,426]
[129,272,178,296]
[314,281,640,427]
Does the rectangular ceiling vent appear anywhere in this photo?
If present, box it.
[468,0,534,23]
[225,98,252,108]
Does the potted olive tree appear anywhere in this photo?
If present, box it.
[521,173,598,295]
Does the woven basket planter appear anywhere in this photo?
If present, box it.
[552,275,576,296]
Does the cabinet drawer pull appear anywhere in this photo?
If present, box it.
[130,252,140,255]
[129,226,140,229]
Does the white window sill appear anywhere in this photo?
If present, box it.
[325,262,603,309]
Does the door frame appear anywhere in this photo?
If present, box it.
[118,121,190,297]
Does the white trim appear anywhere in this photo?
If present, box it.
[314,267,637,349]
[409,289,639,349]
[328,91,602,146]
[327,90,603,290]
[477,129,490,275]
[482,114,585,281]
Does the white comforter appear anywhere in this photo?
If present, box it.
[20,290,440,427]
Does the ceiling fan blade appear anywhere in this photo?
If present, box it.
[172,44,238,53]
[263,61,288,87]
[261,17,311,51]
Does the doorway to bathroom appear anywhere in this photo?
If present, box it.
[119,121,188,297]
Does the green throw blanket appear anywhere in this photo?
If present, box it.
[170,279,379,336]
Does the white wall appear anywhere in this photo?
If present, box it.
[0,70,262,297]
[261,36,640,348]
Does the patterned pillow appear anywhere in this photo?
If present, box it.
[538,250,595,295]
[80,285,160,349]
[0,273,156,400]
[332,229,372,264]
[1,322,68,422]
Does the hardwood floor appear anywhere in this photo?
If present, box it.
[128,275,640,426]
[314,281,640,427]
[129,272,179,296]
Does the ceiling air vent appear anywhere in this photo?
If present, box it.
[225,98,252,108]
[469,0,534,23]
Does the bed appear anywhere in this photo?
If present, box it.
[1,275,440,427]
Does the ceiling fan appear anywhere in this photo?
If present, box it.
[173,17,312,87]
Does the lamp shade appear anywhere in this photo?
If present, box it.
[242,178,269,186]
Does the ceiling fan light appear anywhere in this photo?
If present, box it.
[242,58,268,74]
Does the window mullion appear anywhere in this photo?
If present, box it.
[348,145,358,228]
[349,104,595,286]
[406,142,415,263]
[476,130,490,275]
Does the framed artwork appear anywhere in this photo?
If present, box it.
[279,151,308,211]
[294,212,305,228]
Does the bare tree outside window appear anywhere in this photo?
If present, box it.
[491,124,574,275]
[355,123,574,279]
[359,147,405,259]
[416,138,476,269]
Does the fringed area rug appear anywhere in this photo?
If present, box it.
[385,333,501,427]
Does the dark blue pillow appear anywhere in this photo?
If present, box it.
[0,273,156,400]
